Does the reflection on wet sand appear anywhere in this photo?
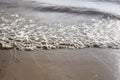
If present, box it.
[0,50,15,79]
[0,48,120,80]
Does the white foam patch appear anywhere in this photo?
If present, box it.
[0,10,120,50]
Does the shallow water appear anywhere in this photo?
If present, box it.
[0,0,120,50]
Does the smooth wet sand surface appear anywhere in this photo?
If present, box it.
[0,48,120,80]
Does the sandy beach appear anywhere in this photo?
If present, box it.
[0,0,120,80]
[0,48,120,80]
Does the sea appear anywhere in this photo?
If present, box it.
[0,0,120,50]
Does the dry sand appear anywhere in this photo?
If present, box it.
[0,48,120,80]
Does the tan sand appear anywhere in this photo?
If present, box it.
[0,48,120,80]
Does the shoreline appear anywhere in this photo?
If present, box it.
[0,48,120,80]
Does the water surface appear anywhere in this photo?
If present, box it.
[0,0,120,50]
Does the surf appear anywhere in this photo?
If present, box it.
[0,0,120,50]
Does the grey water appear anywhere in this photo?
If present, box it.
[0,0,120,50]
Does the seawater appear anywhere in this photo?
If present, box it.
[0,0,120,50]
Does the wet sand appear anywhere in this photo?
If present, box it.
[0,48,120,80]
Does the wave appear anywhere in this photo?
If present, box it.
[1,0,120,19]
[27,0,120,15]
[0,10,120,50]
[21,0,120,20]
[0,0,120,50]
[31,5,120,20]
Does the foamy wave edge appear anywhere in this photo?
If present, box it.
[1,11,120,51]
